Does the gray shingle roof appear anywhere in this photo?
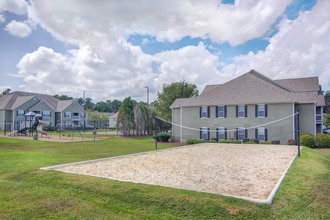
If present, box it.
[171,69,325,108]
[0,91,83,112]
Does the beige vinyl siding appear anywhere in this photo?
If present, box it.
[172,103,295,144]
[297,103,316,135]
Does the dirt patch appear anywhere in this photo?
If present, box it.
[1,134,94,142]
[43,143,298,203]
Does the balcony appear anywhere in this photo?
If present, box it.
[72,116,81,120]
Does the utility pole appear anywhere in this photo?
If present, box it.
[144,86,149,106]
[83,90,86,132]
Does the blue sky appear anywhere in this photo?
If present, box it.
[0,0,329,102]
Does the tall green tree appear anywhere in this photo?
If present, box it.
[117,97,135,135]
[324,91,330,113]
[1,88,11,96]
[155,81,199,122]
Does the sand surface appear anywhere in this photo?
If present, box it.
[47,144,298,201]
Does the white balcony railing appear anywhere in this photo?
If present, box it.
[316,114,323,124]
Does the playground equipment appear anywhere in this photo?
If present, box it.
[7,114,49,138]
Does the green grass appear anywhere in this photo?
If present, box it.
[0,136,329,219]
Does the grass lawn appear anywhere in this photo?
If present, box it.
[0,136,329,219]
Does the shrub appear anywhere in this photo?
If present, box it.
[315,133,330,148]
[287,139,297,145]
[153,133,171,142]
[185,139,204,145]
[244,141,256,144]
[219,140,229,143]
[260,141,271,144]
[300,133,315,148]
[271,140,280,145]
[208,140,217,143]
[230,140,241,144]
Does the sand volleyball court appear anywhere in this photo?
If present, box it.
[42,143,298,203]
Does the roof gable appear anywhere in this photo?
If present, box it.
[171,69,324,108]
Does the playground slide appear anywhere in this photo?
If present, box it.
[7,127,29,136]
[37,120,49,136]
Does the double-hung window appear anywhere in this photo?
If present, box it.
[256,104,267,118]
[17,110,25,117]
[42,111,51,118]
[64,112,72,118]
[200,106,210,118]
[256,127,268,141]
[200,127,209,140]
[236,127,247,140]
[216,106,227,118]
[217,127,227,140]
[236,105,247,118]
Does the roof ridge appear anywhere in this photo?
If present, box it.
[247,69,293,93]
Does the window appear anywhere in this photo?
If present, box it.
[42,111,51,118]
[236,127,247,140]
[255,127,268,141]
[200,127,209,140]
[64,112,72,118]
[216,106,227,118]
[256,104,267,117]
[17,110,25,117]
[236,105,247,118]
[217,127,227,140]
[200,106,210,118]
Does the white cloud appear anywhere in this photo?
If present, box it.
[0,0,27,15]
[5,20,32,37]
[29,0,291,46]
[0,13,5,23]
[219,0,330,91]
[13,0,330,102]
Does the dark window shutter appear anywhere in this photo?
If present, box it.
[265,128,268,141]
[199,107,202,118]
[215,106,218,117]
[265,105,268,117]
[225,128,227,140]
[208,128,210,140]
[236,106,238,117]
[255,128,258,139]
[245,129,248,138]
[236,128,238,139]
[207,106,210,118]
[245,105,248,117]
[255,105,258,117]
[224,106,227,118]
[200,128,202,139]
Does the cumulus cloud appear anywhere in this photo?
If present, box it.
[0,0,27,15]
[219,0,330,90]
[29,0,292,45]
[12,0,330,102]
[5,20,32,37]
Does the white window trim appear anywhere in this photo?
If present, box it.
[237,127,246,140]
[238,105,245,118]
[257,127,266,141]
[218,127,225,140]
[257,104,266,118]
[217,106,225,118]
[201,106,208,118]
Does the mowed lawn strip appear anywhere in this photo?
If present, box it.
[0,136,329,219]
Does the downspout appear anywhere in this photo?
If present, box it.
[180,107,183,143]
[314,103,316,135]
[292,103,295,140]
[12,110,14,131]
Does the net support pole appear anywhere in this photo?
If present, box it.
[155,116,158,150]
[297,109,300,157]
